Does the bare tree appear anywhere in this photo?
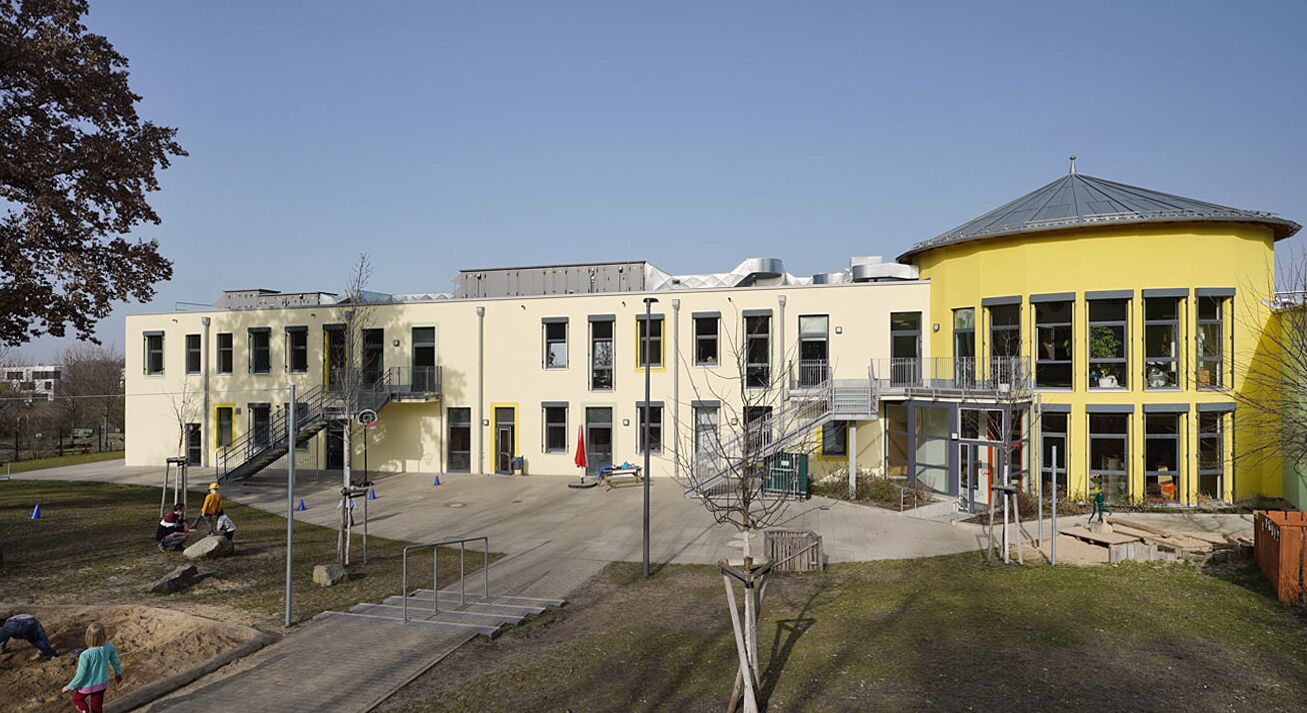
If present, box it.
[333,253,381,564]
[56,344,125,446]
[166,375,200,459]
[984,357,1035,564]
[1233,254,1307,499]
[672,307,821,713]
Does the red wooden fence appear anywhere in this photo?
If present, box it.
[1254,510,1307,604]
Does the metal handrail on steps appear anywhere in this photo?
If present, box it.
[401,536,491,623]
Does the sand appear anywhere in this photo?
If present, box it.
[0,604,262,713]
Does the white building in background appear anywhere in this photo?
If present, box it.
[2,364,62,401]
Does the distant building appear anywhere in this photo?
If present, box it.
[3,364,62,401]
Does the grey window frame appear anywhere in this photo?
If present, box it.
[1089,412,1129,503]
[144,332,165,375]
[447,407,472,473]
[693,404,719,462]
[287,327,309,373]
[248,328,271,374]
[1034,301,1073,389]
[543,319,568,370]
[953,308,976,387]
[694,315,719,366]
[798,314,830,386]
[821,421,847,457]
[1198,411,1224,500]
[1040,411,1068,493]
[217,332,234,374]
[1088,299,1129,390]
[744,314,771,388]
[1144,412,1181,502]
[543,404,568,453]
[1143,296,1181,390]
[637,315,663,369]
[185,334,202,374]
[988,303,1021,358]
[216,405,234,448]
[1196,296,1224,389]
[589,317,615,391]
[637,402,663,454]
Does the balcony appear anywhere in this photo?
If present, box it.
[872,357,1030,398]
[382,366,442,402]
[331,366,442,408]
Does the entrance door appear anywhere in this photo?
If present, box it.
[324,327,347,391]
[890,312,921,387]
[186,423,202,466]
[585,407,613,475]
[494,407,515,474]
[959,442,995,511]
[326,422,345,470]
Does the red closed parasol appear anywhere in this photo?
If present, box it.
[574,424,587,469]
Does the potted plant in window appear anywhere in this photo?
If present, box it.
[1089,327,1121,388]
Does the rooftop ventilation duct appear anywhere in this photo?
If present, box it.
[811,272,849,285]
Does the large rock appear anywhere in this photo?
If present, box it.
[313,564,347,587]
[151,564,199,593]
[184,534,234,560]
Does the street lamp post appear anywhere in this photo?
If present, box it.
[642,296,657,578]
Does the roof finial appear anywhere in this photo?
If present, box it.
[1069,154,1077,175]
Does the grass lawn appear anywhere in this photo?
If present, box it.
[382,556,1307,713]
[0,480,497,627]
[1,450,124,475]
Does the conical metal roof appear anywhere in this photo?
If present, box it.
[898,171,1300,263]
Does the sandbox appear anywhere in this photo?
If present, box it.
[0,604,268,713]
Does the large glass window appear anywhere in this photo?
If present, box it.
[185,334,201,374]
[693,405,719,476]
[745,315,771,388]
[216,333,233,374]
[590,319,614,390]
[216,406,234,448]
[1144,297,1181,389]
[544,405,567,453]
[447,407,471,472]
[412,327,436,391]
[1198,412,1224,500]
[248,328,271,374]
[1144,413,1180,502]
[953,308,976,387]
[695,316,719,366]
[362,328,384,383]
[798,315,829,386]
[1197,297,1225,389]
[1088,299,1127,389]
[287,327,308,373]
[544,321,567,369]
[821,421,847,457]
[637,316,663,368]
[637,403,663,453]
[914,404,950,493]
[1089,413,1129,503]
[885,403,909,478]
[1034,301,1073,388]
[890,311,921,387]
[144,333,164,375]
[1040,412,1067,494]
[989,304,1021,358]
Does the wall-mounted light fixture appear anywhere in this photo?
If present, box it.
[392,339,400,347]
[933,323,941,332]
[482,419,490,426]
[622,418,630,427]
[835,326,843,335]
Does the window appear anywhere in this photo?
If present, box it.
[637,315,663,368]
[250,404,271,448]
[216,406,234,449]
[1144,297,1180,389]
[1198,412,1225,500]
[1144,413,1180,502]
[1089,413,1129,503]
[1088,299,1128,389]
[693,405,719,464]
[798,315,829,386]
[821,421,847,457]
[362,328,384,383]
[287,327,308,373]
[1034,301,1072,388]
[1040,413,1068,494]
[543,320,567,369]
[217,333,234,374]
[885,403,909,478]
[890,311,922,386]
[412,327,436,391]
[744,406,772,453]
[544,405,568,452]
[185,334,201,374]
[694,316,719,366]
[249,328,271,374]
[745,314,771,388]
[447,407,471,472]
[989,304,1021,358]
[590,318,614,390]
[1197,297,1225,388]
[953,308,976,386]
[637,403,663,453]
[144,333,164,375]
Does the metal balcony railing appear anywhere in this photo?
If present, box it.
[872,357,1031,395]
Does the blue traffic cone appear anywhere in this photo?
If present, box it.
[432,475,441,486]
[29,503,41,520]
[368,488,377,500]
[296,499,306,511]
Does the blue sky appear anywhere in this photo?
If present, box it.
[19,0,1307,359]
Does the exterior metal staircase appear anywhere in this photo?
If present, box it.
[217,366,441,483]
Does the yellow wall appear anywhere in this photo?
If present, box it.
[913,222,1277,502]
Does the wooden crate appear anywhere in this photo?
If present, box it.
[765,529,823,574]
[1254,510,1307,604]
